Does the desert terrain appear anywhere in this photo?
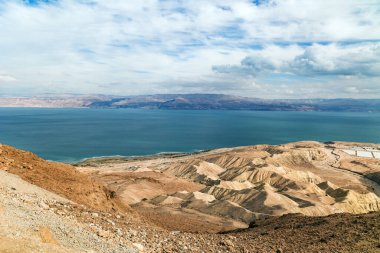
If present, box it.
[76,141,380,233]
[1,141,380,252]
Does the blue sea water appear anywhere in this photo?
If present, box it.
[0,108,379,162]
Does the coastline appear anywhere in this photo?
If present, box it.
[72,149,209,167]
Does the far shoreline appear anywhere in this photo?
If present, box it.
[71,150,210,167]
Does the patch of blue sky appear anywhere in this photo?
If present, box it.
[161,39,206,59]
[110,37,162,49]
[109,42,130,49]
[162,43,203,59]
[23,0,97,7]
[208,40,242,49]
[338,39,380,45]
[23,0,56,6]
[172,7,189,14]
[215,25,246,40]
[272,41,330,47]
[251,0,276,7]
[251,0,268,6]
[0,1,9,12]
[78,48,95,54]
[237,43,264,50]
[180,39,205,48]
[273,39,380,47]
[112,14,133,23]
[76,47,109,65]
[162,49,180,58]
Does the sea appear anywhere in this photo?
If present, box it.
[0,108,379,162]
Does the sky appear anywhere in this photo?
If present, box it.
[0,0,379,98]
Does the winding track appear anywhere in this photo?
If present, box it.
[327,147,380,197]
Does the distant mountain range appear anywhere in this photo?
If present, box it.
[1,94,380,112]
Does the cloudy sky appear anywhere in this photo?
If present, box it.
[0,0,379,98]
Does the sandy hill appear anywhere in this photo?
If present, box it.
[1,142,380,252]
[0,144,129,213]
[78,141,380,233]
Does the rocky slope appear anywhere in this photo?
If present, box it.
[1,142,380,252]
[0,170,136,253]
[0,144,128,212]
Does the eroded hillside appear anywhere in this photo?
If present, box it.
[1,142,380,252]
[0,144,129,212]
[77,141,380,233]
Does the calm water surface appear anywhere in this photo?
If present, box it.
[0,108,379,162]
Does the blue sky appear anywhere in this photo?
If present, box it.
[0,0,379,98]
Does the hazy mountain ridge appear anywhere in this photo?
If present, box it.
[89,94,380,112]
[1,94,380,112]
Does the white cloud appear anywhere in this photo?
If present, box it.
[0,74,16,82]
[214,42,380,77]
[291,43,380,76]
[0,0,379,97]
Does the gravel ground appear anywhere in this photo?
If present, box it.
[0,170,136,253]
